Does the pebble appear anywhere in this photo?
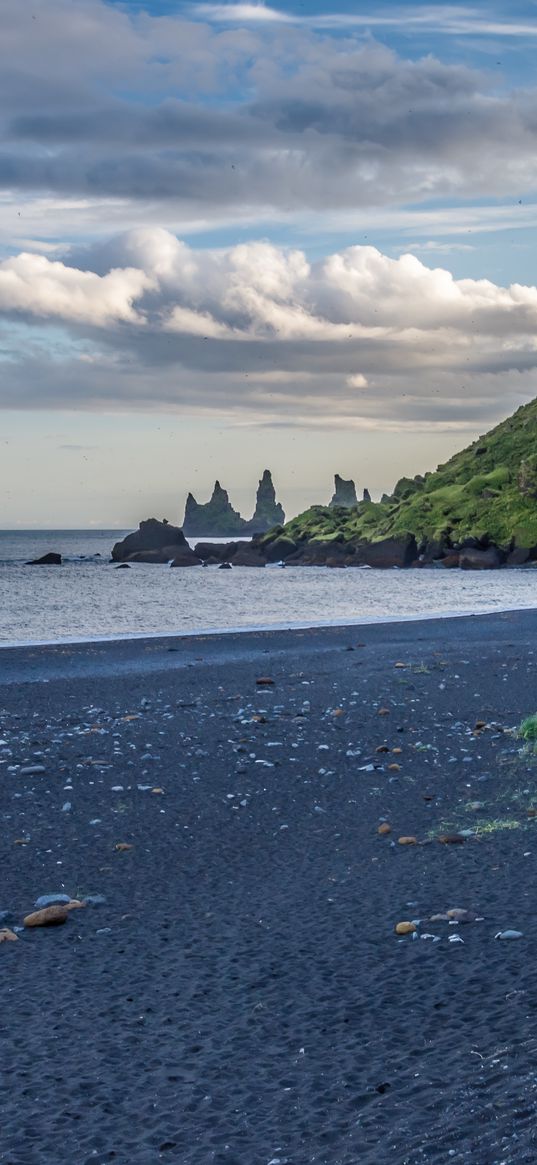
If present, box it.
[34,894,72,909]
[19,765,46,776]
[0,929,18,943]
[24,905,71,927]
[395,921,416,935]
[495,930,523,940]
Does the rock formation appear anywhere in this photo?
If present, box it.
[183,482,244,537]
[245,469,285,533]
[329,475,358,508]
[26,552,62,565]
[111,518,201,565]
[182,471,284,536]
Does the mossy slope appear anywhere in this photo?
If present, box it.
[262,396,537,552]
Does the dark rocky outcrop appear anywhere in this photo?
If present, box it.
[231,546,266,567]
[329,475,357,508]
[359,534,418,569]
[183,482,244,537]
[183,471,284,537]
[245,469,285,533]
[26,552,62,565]
[363,488,372,503]
[111,519,189,564]
[459,546,505,570]
[169,547,202,567]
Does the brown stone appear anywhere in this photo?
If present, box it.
[0,928,18,943]
[378,823,392,835]
[256,677,275,686]
[24,905,70,927]
[437,834,466,845]
[398,836,417,846]
[395,921,416,935]
[115,842,133,851]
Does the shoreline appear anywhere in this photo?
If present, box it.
[1,599,537,654]
[2,603,537,1162]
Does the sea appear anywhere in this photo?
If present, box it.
[1,528,537,646]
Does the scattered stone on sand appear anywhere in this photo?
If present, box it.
[82,895,107,907]
[395,921,417,935]
[0,929,18,943]
[449,935,464,944]
[115,842,133,851]
[256,677,275,686]
[19,764,46,776]
[378,823,392,835]
[495,930,523,940]
[24,905,71,927]
[398,836,417,845]
[437,833,466,844]
[378,707,390,716]
[34,894,72,909]
[447,908,481,923]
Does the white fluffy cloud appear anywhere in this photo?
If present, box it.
[1,229,537,429]
[0,252,152,324]
[5,228,536,342]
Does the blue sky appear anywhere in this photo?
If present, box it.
[2,0,537,525]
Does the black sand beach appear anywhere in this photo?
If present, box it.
[2,612,537,1164]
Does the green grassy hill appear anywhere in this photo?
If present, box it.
[261,396,537,560]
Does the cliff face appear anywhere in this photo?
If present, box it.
[257,396,537,567]
[182,471,285,536]
[329,475,358,508]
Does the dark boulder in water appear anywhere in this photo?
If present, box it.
[111,518,189,564]
[26,552,62,565]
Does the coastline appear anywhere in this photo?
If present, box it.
[1,599,536,658]
[2,607,537,1163]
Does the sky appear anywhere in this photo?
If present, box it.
[3,0,537,526]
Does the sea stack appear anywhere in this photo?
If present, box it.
[329,475,358,508]
[182,482,245,537]
[182,471,285,536]
[245,469,285,534]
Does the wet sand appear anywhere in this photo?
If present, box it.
[2,611,537,1164]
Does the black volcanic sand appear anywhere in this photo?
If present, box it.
[2,613,537,1165]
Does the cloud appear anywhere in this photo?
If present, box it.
[195,3,293,23]
[0,252,153,325]
[1,229,537,433]
[2,0,537,238]
[192,3,537,37]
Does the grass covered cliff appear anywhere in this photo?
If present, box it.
[259,396,537,564]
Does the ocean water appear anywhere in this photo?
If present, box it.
[1,528,537,645]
